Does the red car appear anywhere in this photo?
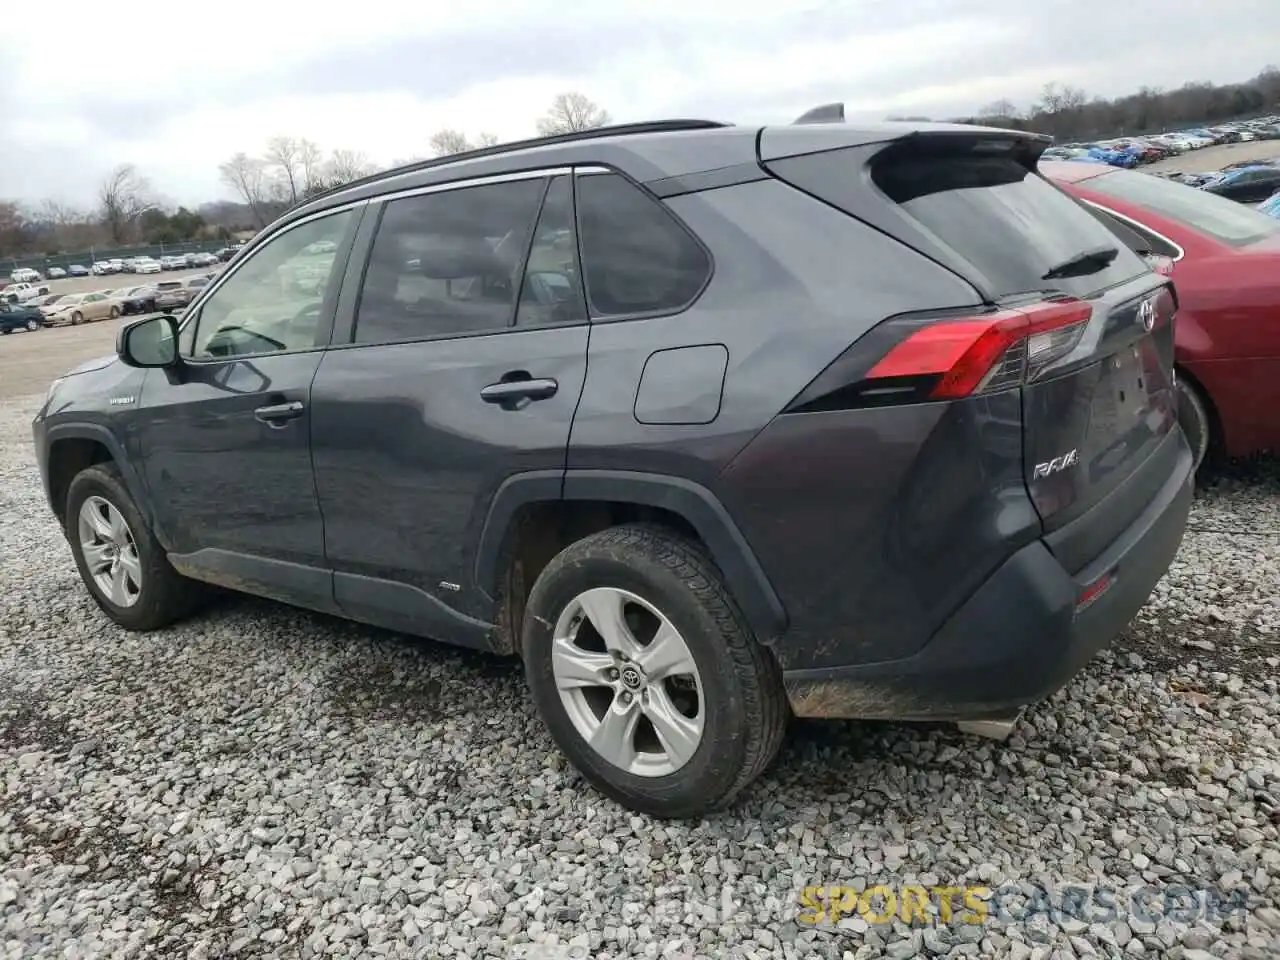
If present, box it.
[1043,160,1280,470]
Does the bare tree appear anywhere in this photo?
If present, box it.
[264,135,304,205]
[1059,85,1088,112]
[327,148,374,183]
[952,65,1274,142]
[39,199,83,227]
[429,129,474,156]
[1258,65,1280,106]
[978,99,1020,120]
[37,199,96,250]
[298,138,324,194]
[536,93,611,135]
[475,132,500,147]
[218,152,270,227]
[0,201,26,258]
[98,164,153,243]
[1037,82,1067,116]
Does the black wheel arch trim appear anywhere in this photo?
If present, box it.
[44,422,154,527]
[474,469,788,642]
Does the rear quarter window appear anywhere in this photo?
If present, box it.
[872,153,1149,298]
[575,172,711,318]
[1084,168,1280,247]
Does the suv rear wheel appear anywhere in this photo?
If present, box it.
[66,463,206,631]
[522,524,787,818]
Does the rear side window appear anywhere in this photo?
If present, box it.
[1084,168,1280,247]
[873,154,1148,298]
[575,172,710,317]
[1085,204,1182,259]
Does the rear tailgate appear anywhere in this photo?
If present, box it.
[1021,276,1179,572]
[763,127,1181,571]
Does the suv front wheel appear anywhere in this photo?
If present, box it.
[522,525,787,818]
[66,463,206,631]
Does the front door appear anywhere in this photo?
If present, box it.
[309,173,589,645]
[132,206,362,612]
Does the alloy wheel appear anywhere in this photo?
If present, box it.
[552,587,705,777]
[78,496,142,607]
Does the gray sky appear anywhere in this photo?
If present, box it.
[2,0,1275,208]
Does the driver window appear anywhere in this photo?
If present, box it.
[189,210,354,359]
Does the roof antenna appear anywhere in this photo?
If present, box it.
[793,102,845,124]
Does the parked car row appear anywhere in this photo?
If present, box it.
[1,272,221,337]
[8,250,232,285]
[91,252,221,276]
[1043,116,1280,170]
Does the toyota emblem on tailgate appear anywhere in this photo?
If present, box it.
[1138,297,1156,332]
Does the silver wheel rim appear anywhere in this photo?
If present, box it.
[552,587,704,778]
[77,496,142,607]
[26,319,37,331]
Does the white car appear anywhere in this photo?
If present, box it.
[1,281,51,303]
[91,261,114,276]
[10,268,43,283]
[46,267,67,279]
[135,258,162,275]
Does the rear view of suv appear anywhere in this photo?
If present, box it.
[33,111,1193,818]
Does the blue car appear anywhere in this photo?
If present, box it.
[1087,147,1139,168]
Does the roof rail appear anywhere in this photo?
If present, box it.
[793,103,846,125]
[296,118,734,209]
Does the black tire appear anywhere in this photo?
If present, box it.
[522,524,787,819]
[65,462,206,631]
[26,319,38,332]
[109,305,120,319]
[71,311,83,325]
[1175,372,1212,474]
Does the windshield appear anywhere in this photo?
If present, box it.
[59,295,84,306]
[1086,169,1280,247]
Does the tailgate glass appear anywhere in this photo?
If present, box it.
[873,154,1150,298]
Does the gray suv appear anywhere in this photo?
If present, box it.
[33,113,1194,818]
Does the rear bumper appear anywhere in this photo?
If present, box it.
[783,429,1194,721]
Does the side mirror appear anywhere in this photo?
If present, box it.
[117,315,180,368]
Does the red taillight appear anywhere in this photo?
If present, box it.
[866,298,1094,400]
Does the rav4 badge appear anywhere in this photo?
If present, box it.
[1033,449,1080,479]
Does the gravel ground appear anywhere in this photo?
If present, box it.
[1,391,1278,960]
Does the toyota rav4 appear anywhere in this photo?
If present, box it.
[33,111,1193,818]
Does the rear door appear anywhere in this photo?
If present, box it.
[309,171,590,643]
[766,132,1181,570]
